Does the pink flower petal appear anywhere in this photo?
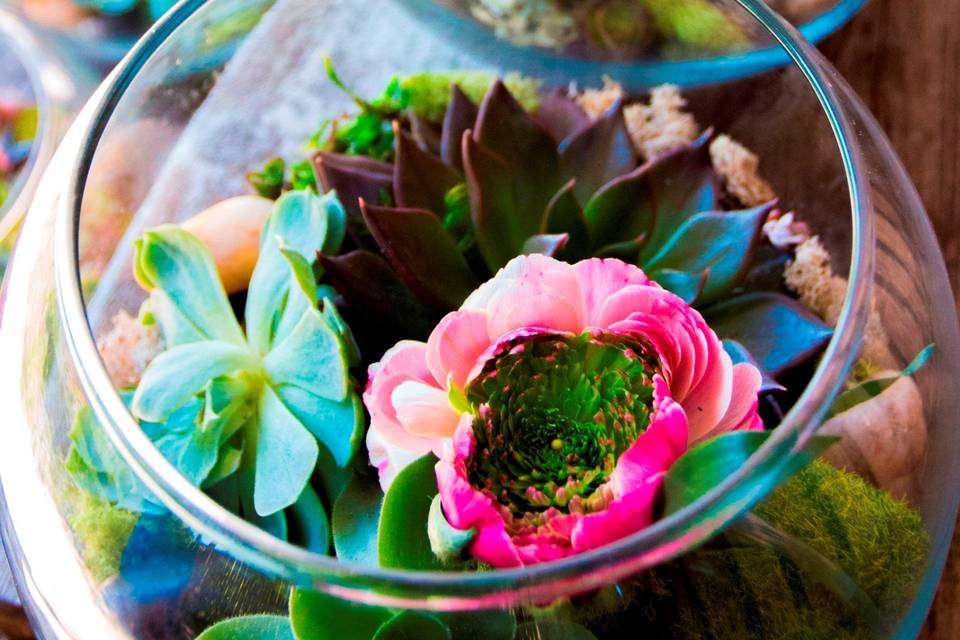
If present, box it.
[574,257,653,326]
[702,363,764,440]
[426,309,492,390]
[366,428,427,491]
[391,380,461,439]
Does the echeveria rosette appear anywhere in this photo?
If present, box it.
[312,75,831,383]
[128,191,362,545]
[365,254,763,566]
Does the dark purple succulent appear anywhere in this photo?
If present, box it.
[310,78,830,382]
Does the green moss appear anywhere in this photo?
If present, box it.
[644,0,749,51]
[755,460,928,613]
[399,72,542,122]
[65,485,139,583]
[574,461,928,639]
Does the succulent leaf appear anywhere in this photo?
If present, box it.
[441,84,480,172]
[633,131,718,263]
[648,268,707,305]
[559,99,637,203]
[393,123,462,213]
[313,151,394,235]
[643,203,773,305]
[463,133,543,270]
[536,88,590,142]
[318,250,438,341]
[542,179,590,259]
[705,292,834,376]
[360,202,480,310]
[521,233,570,258]
[723,339,785,394]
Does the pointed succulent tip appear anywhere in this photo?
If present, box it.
[359,199,478,311]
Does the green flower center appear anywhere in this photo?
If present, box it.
[465,331,660,519]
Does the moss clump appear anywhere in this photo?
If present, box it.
[644,0,749,51]
[400,71,542,122]
[66,485,139,583]
[573,461,928,639]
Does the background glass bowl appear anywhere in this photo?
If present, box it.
[0,9,95,287]
[391,0,869,88]
[0,0,957,638]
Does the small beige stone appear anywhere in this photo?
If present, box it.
[623,84,700,161]
[97,311,163,389]
[181,195,275,295]
[820,374,927,502]
[709,134,776,207]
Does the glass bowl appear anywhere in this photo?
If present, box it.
[0,0,957,638]
[0,9,95,296]
[391,0,868,88]
[11,0,270,69]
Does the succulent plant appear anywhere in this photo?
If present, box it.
[301,73,831,381]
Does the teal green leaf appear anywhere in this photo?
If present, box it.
[585,134,715,257]
[427,495,475,564]
[196,615,294,640]
[254,386,320,516]
[722,340,784,394]
[203,445,243,488]
[374,612,451,640]
[264,309,349,403]
[201,373,257,442]
[246,191,344,353]
[648,268,706,305]
[134,226,245,345]
[704,292,833,376]
[378,454,444,571]
[643,204,771,304]
[516,620,597,639]
[289,588,392,640]
[140,397,220,487]
[132,341,257,423]
[276,385,363,470]
[663,431,838,516]
[332,473,383,567]
[827,344,933,419]
[287,485,331,554]
[67,400,159,514]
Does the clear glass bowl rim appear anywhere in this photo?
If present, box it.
[52,0,875,604]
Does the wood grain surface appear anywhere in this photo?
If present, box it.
[1,0,958,637]
[819,0,960,637]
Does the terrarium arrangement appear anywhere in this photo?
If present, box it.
[68,64,932,639]
[430,0,845,59]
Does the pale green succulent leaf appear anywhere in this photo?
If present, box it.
[427,495,475,564]
[254,385,320,516]
[132,340,257,423]
[264,308,349,402]
[134,226,245,345]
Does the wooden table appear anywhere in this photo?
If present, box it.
[1,0,958,637]
[819,0,960,636]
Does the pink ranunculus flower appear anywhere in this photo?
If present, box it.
[363,255,763,566]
